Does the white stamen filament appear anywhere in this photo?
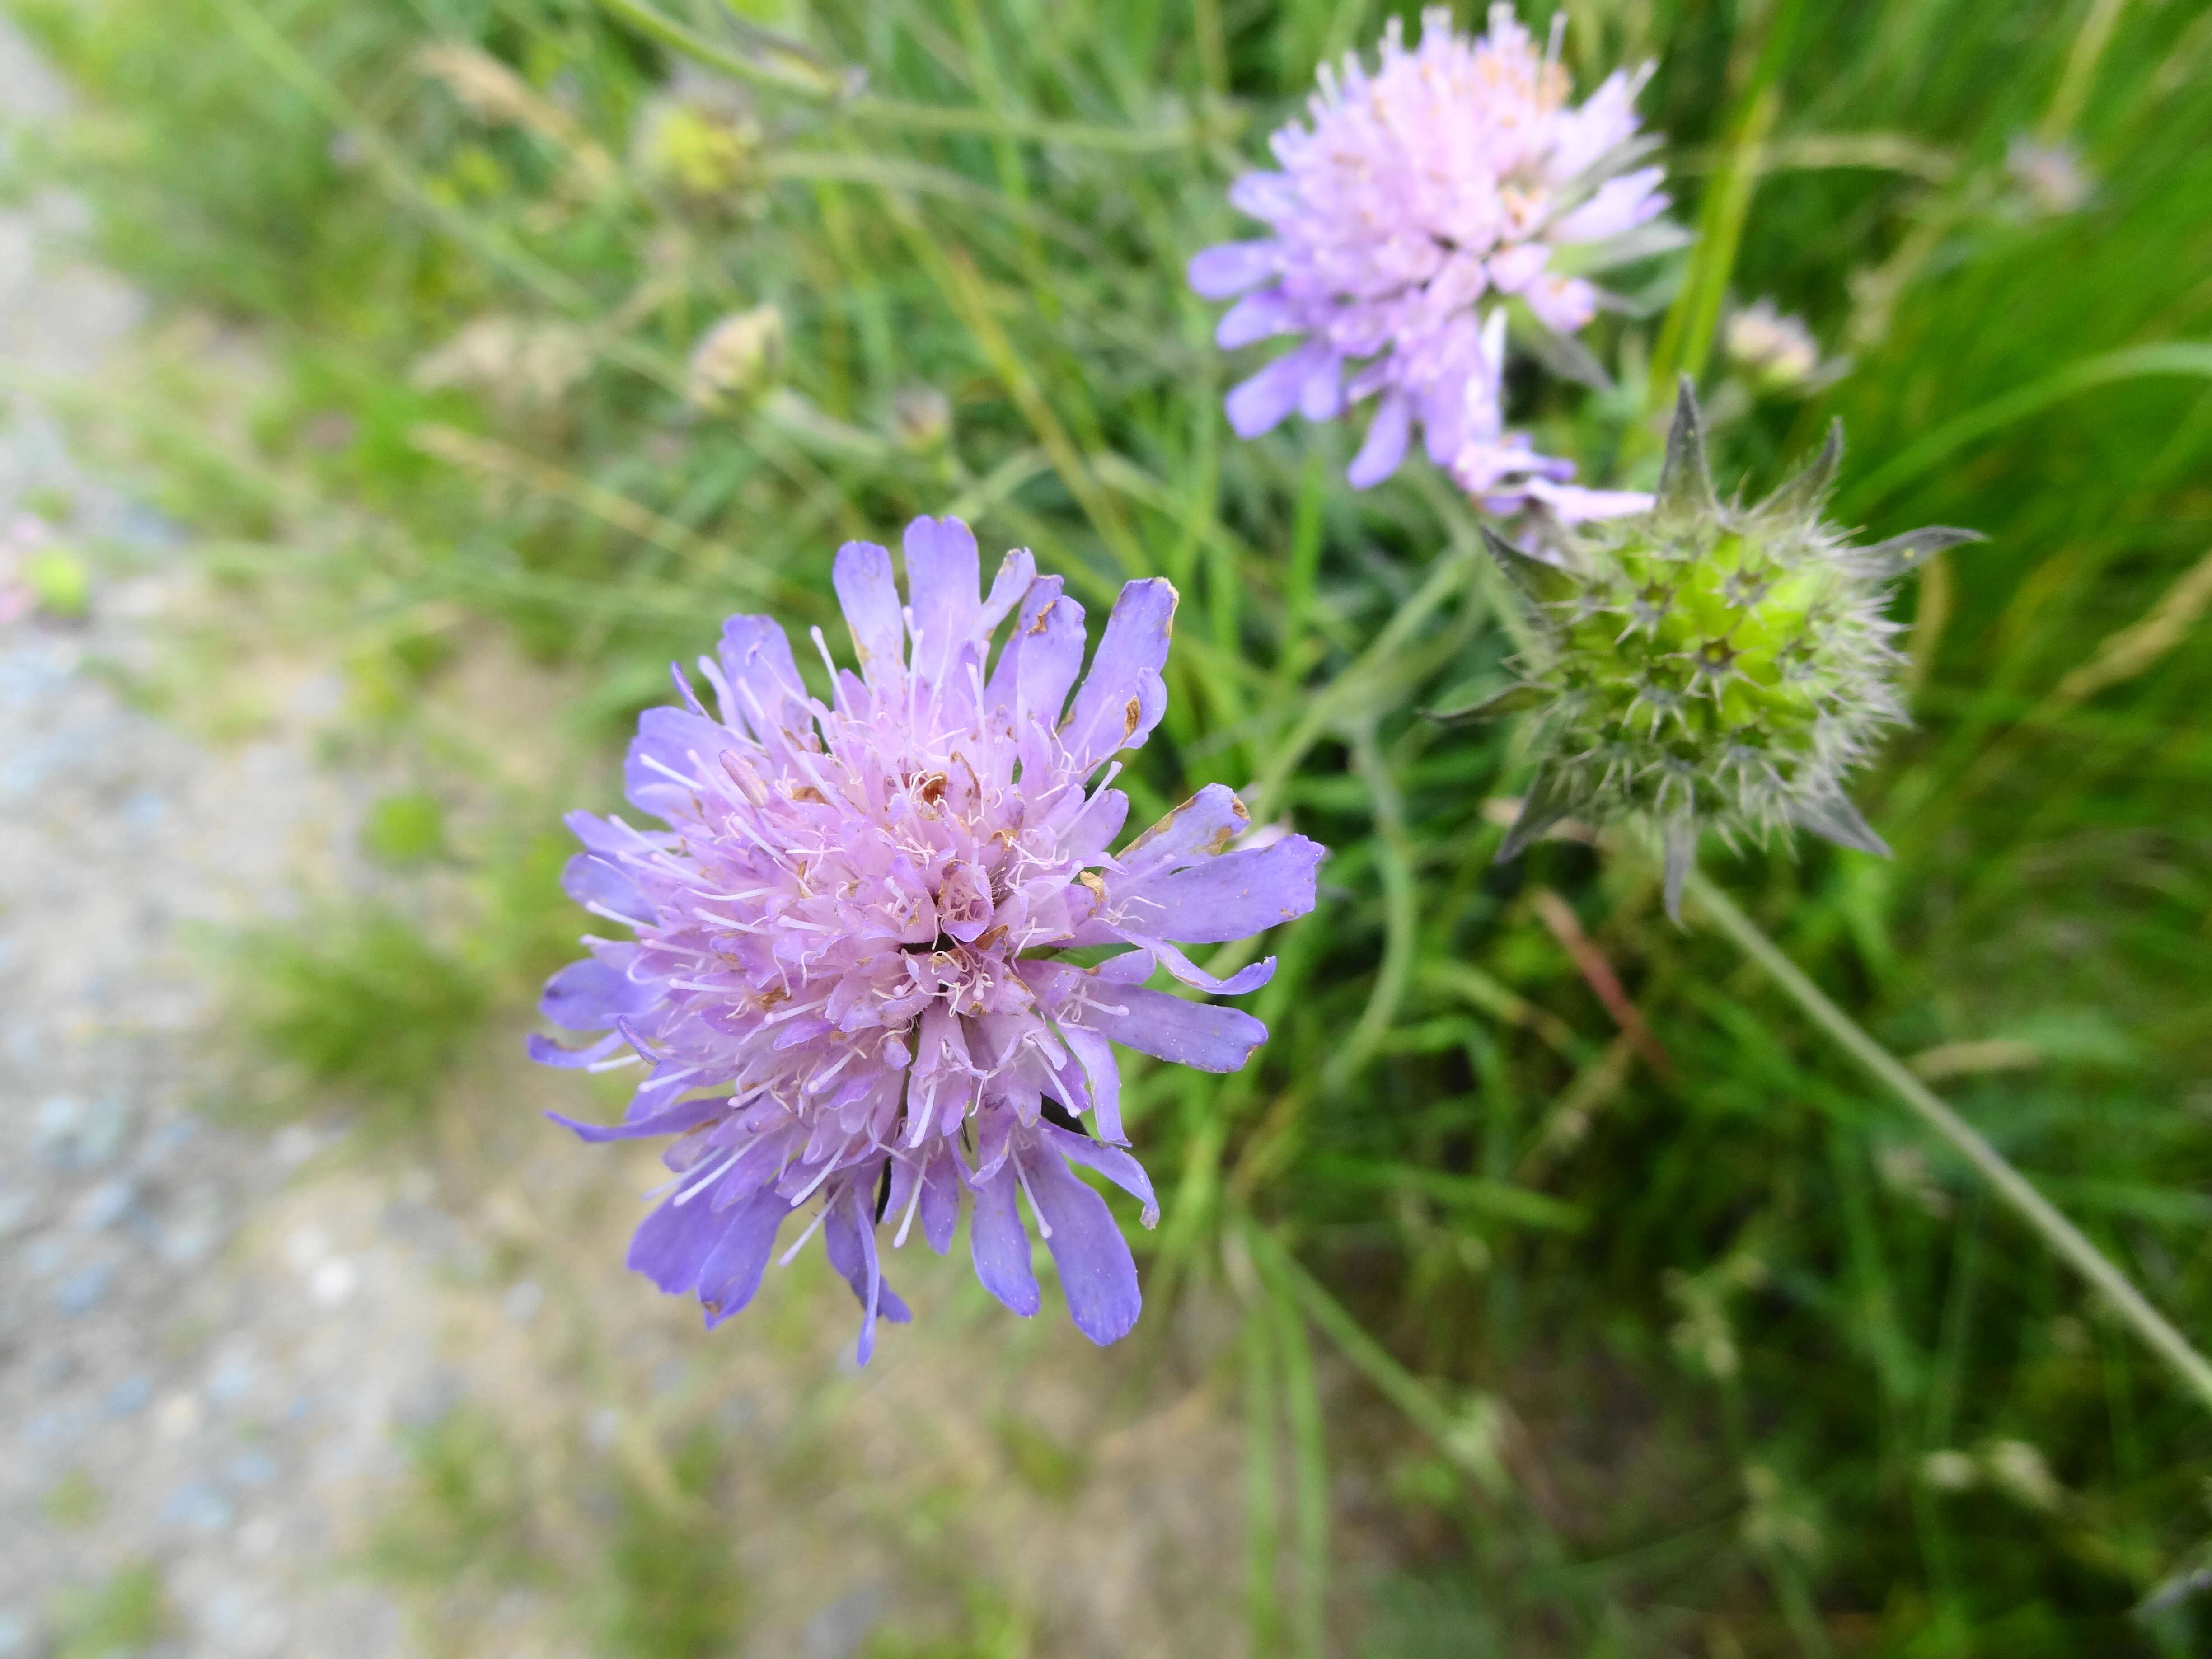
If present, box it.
[892,1167,925,1248]
[776,1205,828,1266]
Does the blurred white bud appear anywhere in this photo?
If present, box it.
[688,306,786,412]
[1920,1449,1978,1491]
[1983,1439,2064,1512]
[1724,299,1824,394]
[2006,136,2092,217]
[889,384,951,451]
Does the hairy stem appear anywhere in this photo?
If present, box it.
[1686,869,2212,1414]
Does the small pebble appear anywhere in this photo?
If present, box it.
[162,1479,235,1533]
[71,1178,135,1231]
[54,1262,108,1314]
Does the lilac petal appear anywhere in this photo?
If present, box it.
[823,1183,890,1364]
[919,1143,962,1254]
[1527,276,1599,334]
[1187,239,1281,299]
[1115,784,1249,882]
[968,1163,1040,1317]
[698,1188,791,1327]
[1035,1120,1158,1225]
[627,1193,729,1295]
[539,957,647,1031]
[1061,578,1176,773]
[623,706,733,812]
[1086,988,1268,1073]
[547,1092,725,1143]
[1226,170,1298,221]
[714,615,807,736]
[833,541,906,690]
[561,853,645,923]
[985,576,1086,729]
[1550,168,1667,244]
[1347,391,1413,488]
[1112,834,1325,944]
[1217,288,1301,349]
[1018,1141,1140,1345]
[1118,935,1278,995]
[978,546,1037,639]
[1297,351,1344,421]
[1226,344,1325,439]
[1057,1025,1125,1143]
[529,1031,626,1069]
[902,516,982,687]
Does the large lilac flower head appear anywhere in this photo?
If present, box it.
[1189,5,1668,500]
[534,517,1324,1359]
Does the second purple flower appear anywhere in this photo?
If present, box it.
[534,517,1324,1359]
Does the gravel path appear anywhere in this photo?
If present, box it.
[0,23,1265,1659]
[0,22,430,1657]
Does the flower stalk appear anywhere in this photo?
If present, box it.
[1686,867,2212,1413]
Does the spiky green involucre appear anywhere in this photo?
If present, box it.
[1448,380,1980,918]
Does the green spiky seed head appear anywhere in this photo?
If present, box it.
[1444,380,1981,917]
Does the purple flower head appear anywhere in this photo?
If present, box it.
[534,517,1324,1359]
[1190,5,1668,495]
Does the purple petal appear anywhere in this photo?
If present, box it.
[902,516,982,688]
[698,1188,792,1327]
[824,1181,902,1364]
[623,706,734,814]
[1297,351,1344,422]
[529,1030,625,1069]
[1187,239,1281,299]
[1086,988,1268,1073]
[833,541,906,690]
[1035,1121,1158,1225]
[1217,288,1300,349]
[1226,345,1326,439]
[1057,1025,1125,1143]
[1115,784,1248,882]
[1018,1140,1141,1345]
[627,1192,729,1295]
[1112,834,1324,945]
[1062,578,1176,773]
[713,615,807,737]
[1225,170,1298,222]
[1118,935,1278,995]
[985,576,1086,729]
[978,546,1037,639]
[547,1092,725,1143]
[919,1142,962,1254]
[968,1163,1040,1317]
[1347,391,1413,488]
[561,853,645,923]
[539,957,646,1031]
[1550,168,1668,244]
[1527,276,1598,334]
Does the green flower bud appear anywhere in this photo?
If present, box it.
[1444,380,1981,919]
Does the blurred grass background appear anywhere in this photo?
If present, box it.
[6,0,2212,1651]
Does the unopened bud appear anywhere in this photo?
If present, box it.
[687,306,785,411]
[1435,380,1982,919]
[632,94,762,206]
[890,385,951,452]
[1725,300,1824,395]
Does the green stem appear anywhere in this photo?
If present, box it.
[1685,869,2212,1414]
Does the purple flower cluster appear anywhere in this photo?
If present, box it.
[534,518,1323,1358]
[1189,5,1667,519]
